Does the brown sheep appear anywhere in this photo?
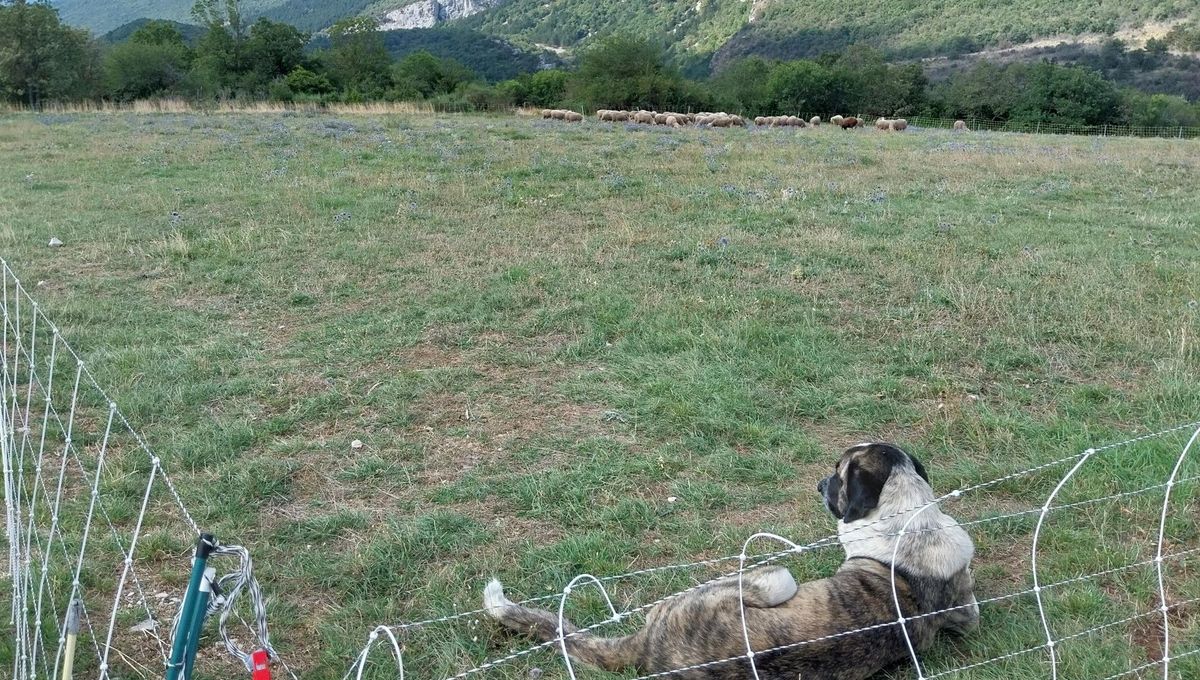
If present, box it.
[953,119,969,132]
[875,118,891,131]
[810,116,821,126]
[890,118,908,132]
[564,111,583,122]
[830,115,844,126]
[839,116,860,129]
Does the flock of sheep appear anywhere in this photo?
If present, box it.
[538,108,970,132]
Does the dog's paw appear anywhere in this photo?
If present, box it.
[483,579,514,617]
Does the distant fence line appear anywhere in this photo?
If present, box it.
[2,99,1197,140]
[903,115,1200,140]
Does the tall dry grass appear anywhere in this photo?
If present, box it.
[0,98,505,116]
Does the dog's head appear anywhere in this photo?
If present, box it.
[817,443,930,523]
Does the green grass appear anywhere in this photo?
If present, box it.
[0,111,1198,680]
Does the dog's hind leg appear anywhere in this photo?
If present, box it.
[483,580,642,671]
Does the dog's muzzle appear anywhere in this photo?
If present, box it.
[818,475,842,519]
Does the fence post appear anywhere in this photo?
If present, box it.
[1036,121,1041,134]
[165,534,216,680]
[1180,127,1184,139]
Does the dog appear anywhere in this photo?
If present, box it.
[483,443,979,680]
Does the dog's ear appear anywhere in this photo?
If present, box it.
[907,451,930,485]
[843,460,887,523]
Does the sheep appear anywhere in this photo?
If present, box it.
[810,116,821,126]
[551,110,567,120]
[654,113,669,125]
[541,109,553,119]
[564,111,583,122]
[633,110,655,124]
[890,118,907,132]
[953,119,969,132]
[875,117,891,131]
[754,116,766,126]
[830,115,844,126]
[665,115,680,127]
[839,116,860,129]
[787,115,802,127]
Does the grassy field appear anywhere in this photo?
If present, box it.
[0,111,1198,680]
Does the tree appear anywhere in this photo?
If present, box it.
[130,20,190,48]
[567,36,684,110]
[0,1,99,106]
[104,22,192,100]
[188,0,247,96]
[932,61,1021,121]
[710,57,773,117]
[244,18,308,84]
[192,0,244,40]
[1123,91,1200,129]
[766,60,838,115]
[325,16,392,99]
[1012,62,1121,126]
[391,50,475,99]
[285,66,332,96]
[524,69,568,107]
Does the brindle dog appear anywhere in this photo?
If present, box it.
[484,443,979,680]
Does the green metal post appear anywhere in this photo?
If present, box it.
[165,533,215,680]
[182,567,216,680]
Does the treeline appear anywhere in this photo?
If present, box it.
[1,1,1198,130]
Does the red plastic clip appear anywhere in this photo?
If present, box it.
[250,649,272,680]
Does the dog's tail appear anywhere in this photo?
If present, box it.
[483,580,640,671]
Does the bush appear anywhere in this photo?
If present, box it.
[391,50,477,99]
[525,69,569,107]
[1123,91,1200,128]
[286,66,333,95]
[567,36,687,111]
[267,78,294,102]
[104,41,192,100]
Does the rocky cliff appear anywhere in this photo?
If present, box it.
[380,0,506,30]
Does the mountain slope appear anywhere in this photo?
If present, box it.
[306,26,551,81]
[101,18,207,45]
[460,0,1200,71]
[54,0,1200,73]
[52,0,198,34]
[52,0,295,34]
